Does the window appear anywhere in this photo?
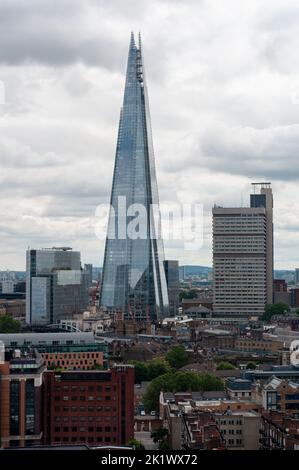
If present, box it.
[25,380,35,435]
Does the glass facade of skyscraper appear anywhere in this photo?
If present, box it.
[100,33,169,321]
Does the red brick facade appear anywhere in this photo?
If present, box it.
[43,365,134,447]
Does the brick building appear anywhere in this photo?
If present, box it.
[43,350,104,371]
[0,344,45,448]
[43,365,134,447]
[234,338,283,354]
[0,299,26,323]
[260,411,299,449]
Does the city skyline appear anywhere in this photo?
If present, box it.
[0,0,299,270]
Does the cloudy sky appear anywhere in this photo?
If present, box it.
[0,0,299,270]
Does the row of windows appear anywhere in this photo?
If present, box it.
[227,438,242,445]
[54,385,113,392]
[54,436,117,443]
[45,353,101,359]
[54,426,116,433]
[54,416,117,423]
[54,406,115,413]
[219,419,242,425]
[55,395,113,402]
[222,429,242,435]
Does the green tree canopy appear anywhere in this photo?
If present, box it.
[246,362,257,370]
[127,438,145,450]
[0,315,21,333]
[262,303,290,322]
[148,358,171,381]
[166,345,188,369]
[216,362,236,370]
[179,289,198,301]
[151,427,169,444]
[143,371,223,412]
[131,358,171,384]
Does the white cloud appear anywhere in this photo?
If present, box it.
[0,0,298,269]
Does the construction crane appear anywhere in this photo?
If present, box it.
[91,279,100,306]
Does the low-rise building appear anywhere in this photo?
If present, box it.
[226,378,252,400]
[235,338,283,354]
[160,391,261,450]
[43,365,134,447]
[253,376,299,418]
[260,410,299,450]
[0,299,26,323]
[214,410,260,450]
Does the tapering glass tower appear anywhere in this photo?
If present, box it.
[100,33,169,321]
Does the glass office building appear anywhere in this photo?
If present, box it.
[100,33,169,321]
[26,247,90,325]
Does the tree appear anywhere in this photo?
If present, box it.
[147,358,171,381]
[166,345,188,369]
[143,371,223,412]
[127,438,145,450]
[151,427,168,443]
[144,372,176,412]
[159,440,171,450]
[262,303,290,322]
[131,358,171,384]
[131,362,149,383]
[216,362,236,371]
[151,427,169,449]
[0,315,21,333]
[179,289,198,301]
[246,362,257,370]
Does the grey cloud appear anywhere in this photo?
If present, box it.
[0,0,299,269]
[198,123,299,181]
[0,1,126,70]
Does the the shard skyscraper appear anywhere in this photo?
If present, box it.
[100,33,169,321]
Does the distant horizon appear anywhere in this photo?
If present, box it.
[2,265,297,274]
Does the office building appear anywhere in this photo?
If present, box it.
[295,269,299,286]
[100,33,169,322]
[290,287,299,308]
[273,279,290,305]
[1,280,15,294]
[84,264,93,288]
[0,332,109,370]
[213,183,273,318]
[26,247,89,325]
[0,344,45,448]
[163,260,179,317]
[43,365,134,446]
